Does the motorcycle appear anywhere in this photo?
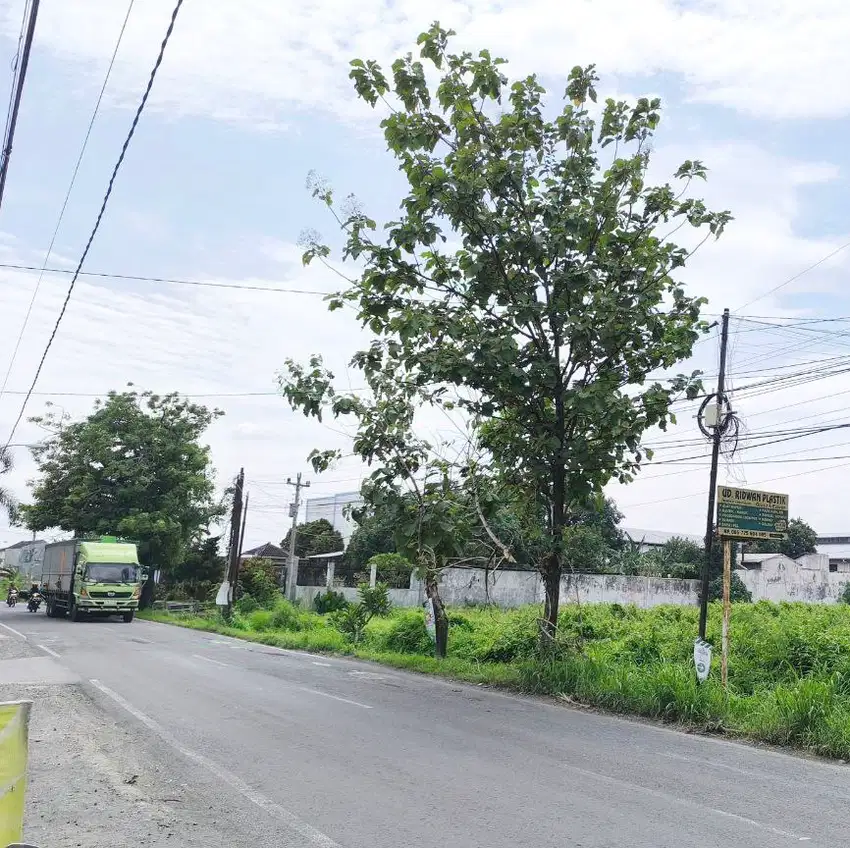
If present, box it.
[6,588,18,607]
[27,592,42,613]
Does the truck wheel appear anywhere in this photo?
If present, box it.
[46,598,55,618]
[69,599,81,622]
[122,611,135,623]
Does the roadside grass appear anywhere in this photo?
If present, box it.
[143,598,850,759]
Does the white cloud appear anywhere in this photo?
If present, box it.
[11,0,850,125]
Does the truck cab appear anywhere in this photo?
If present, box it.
[42,538,143,622]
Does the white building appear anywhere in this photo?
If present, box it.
[738,551,849,602]
[304,491,363,543]
[815,534,850,572]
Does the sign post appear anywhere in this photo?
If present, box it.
[721,540,731,690]
[715,486,789,691]
[717,486,789,541]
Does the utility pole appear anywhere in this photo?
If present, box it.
[224,468,244,614]
[284,472,310,602]
[698,308,730,640]
[237,491,249,561]
[0,0,41,212]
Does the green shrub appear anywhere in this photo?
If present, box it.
[841,583,850,605]
[331,582,392,642]
[235,594,259,614]
[707,572,752,603]
[313,589,349,614]
[368,610,432,654]
[247,609,275,631]
[240,558,280,608]
[367,553,413,588]
[271,599,312,631]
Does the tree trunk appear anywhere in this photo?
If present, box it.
[540,555,560,649]
[539,464,566,650]
[426,575,449,659]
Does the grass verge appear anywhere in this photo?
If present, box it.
[143,599,850,759]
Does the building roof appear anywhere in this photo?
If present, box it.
[241,542,288,560]
[2,539,44,551]
[621,527,702,547]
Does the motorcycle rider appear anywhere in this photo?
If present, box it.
[6,582,18,605]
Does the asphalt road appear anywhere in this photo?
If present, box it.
[2,606,849,848]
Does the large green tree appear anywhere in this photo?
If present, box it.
[282,518,344,558]
[294,25,731,644]
[749,517,817,561]
[21,391,224,573]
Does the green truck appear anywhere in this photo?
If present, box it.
[40,537,143,622]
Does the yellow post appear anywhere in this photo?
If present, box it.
[721,540,731,690]
[0,700,31,847]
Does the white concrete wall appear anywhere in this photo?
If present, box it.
[294,567,700,609]
[440,567,700,608]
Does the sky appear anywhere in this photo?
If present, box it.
[1,0,850,552]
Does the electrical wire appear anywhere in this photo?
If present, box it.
[734,239,850,312]
[1,0,187,451]
[0,261,331,295]
[0,0,136,404]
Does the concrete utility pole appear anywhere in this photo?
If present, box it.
[284,472,310,602]
[698,308,730,640]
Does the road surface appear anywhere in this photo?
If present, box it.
[1,606,848,848]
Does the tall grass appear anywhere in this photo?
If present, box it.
[144,598,850,759]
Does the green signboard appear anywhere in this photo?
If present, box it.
[717,486,789,541]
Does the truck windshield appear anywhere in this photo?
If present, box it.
[85,563,139,584]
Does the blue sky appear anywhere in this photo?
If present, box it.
[1,0,849,549]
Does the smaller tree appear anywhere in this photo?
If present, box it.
[282,518,344,559]
[331,582,392,643]
[749,517,817,561]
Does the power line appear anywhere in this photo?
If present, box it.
[0,260,331,295]
[1,0,186,452]
[734,239,850,312]
[0,0,136,404]
[0,0,39,210]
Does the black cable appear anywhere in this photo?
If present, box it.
[0,261,329,295]
[734,240,850,312]
[0,0,136,403]
[1,0,186,451]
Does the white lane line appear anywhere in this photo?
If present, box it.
[563,763,805,841]
[192,653,230,668]
[89,679,343,848]
[297,686,372,710]
[0,621,27,640]
[38,644,61,658]
[312,661,332,667]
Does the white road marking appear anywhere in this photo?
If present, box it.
[38,644,61,658]
[192,653,230,668]
[297,686,372,710]
[563,763,805,841]
[312,661,332,667]
[0,621,27,640]
[89,679,344,848]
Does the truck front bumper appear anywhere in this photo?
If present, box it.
[76,599,139,613]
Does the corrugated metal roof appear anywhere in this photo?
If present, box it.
[621,527,703,546]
